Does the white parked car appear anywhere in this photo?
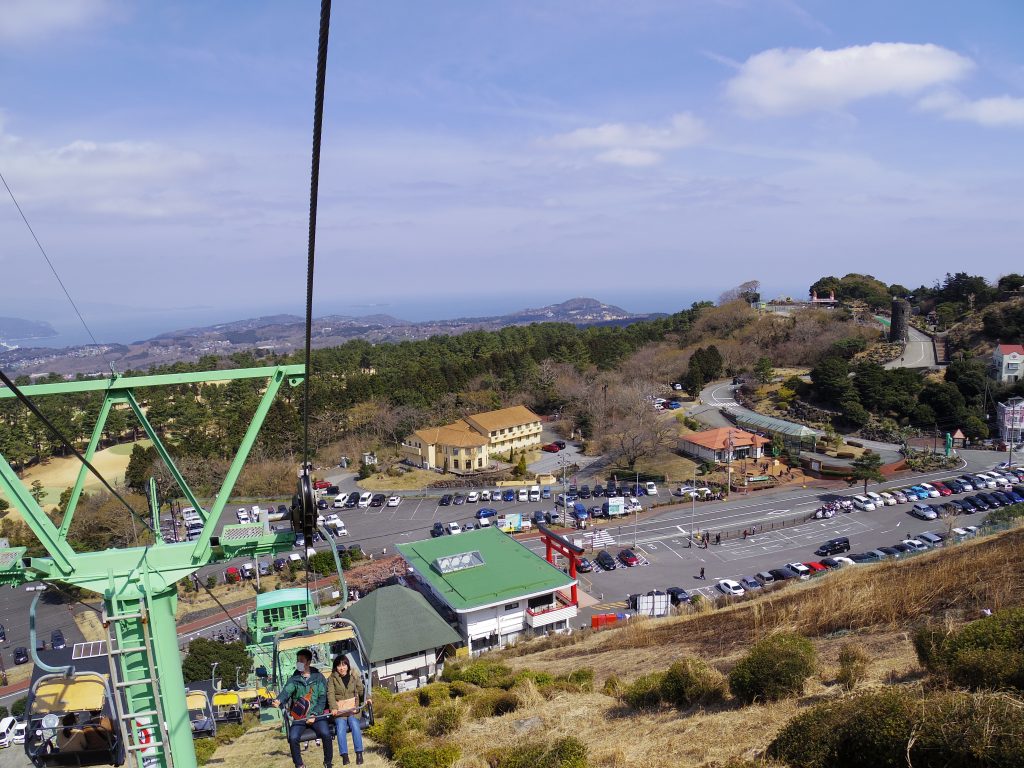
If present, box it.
[918,483,941,498]
[786,562,812,580]
[517,488,529,502]
[236,509,250,524]
[831,556,856,567]
[716,579,744,596]
[12,722,25,745]
[852,495,876,511]
[467,491,479,503]
[332,521,348,537]
[645,482,658,495]
[387,495,401,507]
[901,538,929,551]
[911,503,938,520]
[357,492,373,508]
[333,493,349,508]
[447,521,462,535]
[324,513,341,527]
[479,490,491,502]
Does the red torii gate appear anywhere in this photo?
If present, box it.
[537,524,584,605]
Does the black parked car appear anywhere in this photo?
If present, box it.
[0,623,5,642]
[593,485,604,498]
[993,491,1013,506]
[278,504,289,516]
[532,510,546,525]
[50,629,66,650]
[273,557,287,572]
[959,497,978,513]
[967,495,989,511]
[666,587,692,605]
[316,498,329,510]
[848,552,880,563]
[768,567,796,581]
[890,543,914,554]
[595,550,617,570]
[453,494,466,505]
[577,558,594,573]
[980,492,1002,508]
[578,487,591,499]
[439,495,453,506]
[13,646,29,665]
[554,440,566,450]
[431,522,445,538]
[370,494,386,507]
[344,495,359,508]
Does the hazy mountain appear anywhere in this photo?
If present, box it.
[0,316,57,341]
[0,298,664,376]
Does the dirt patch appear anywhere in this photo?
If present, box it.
[357,468,457,491]
[74,610,108,642]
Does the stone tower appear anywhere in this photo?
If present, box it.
[890,297,910,343]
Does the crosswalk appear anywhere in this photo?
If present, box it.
[590,599,627,612]
[586,529,616,548]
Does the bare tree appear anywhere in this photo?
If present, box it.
[602,383,676,469]
[718,279,761,305]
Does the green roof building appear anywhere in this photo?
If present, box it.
[396,527,577,654]
[342,585,462,692]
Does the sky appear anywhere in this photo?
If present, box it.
[1,0,1023,345]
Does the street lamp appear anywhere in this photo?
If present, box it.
[211,661,219,691]
[690,463,696,548]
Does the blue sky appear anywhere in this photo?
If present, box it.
[2,0,1023,343]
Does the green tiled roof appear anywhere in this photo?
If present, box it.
[342,585,461,663]
[396,527,574,612]
[255,588,312,611]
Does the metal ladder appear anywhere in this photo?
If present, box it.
[103,602,174,768]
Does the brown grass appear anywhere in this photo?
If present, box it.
[73,610,107,642]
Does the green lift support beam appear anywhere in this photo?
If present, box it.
[0,365,306,768]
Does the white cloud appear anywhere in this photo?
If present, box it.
[727,43,974,116]
[919,91,1024,127]
[0,0,110,44]
[547,113,705,166]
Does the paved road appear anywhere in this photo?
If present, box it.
[885,325,938,370]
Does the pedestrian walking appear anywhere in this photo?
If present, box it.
[699,567,705,580]
[715,532,721,545]
[742,529,748,539]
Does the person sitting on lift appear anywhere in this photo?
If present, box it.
[327,654,370,765]
[273,648,333,768]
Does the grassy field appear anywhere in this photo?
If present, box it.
[1,440,152,513]
[357,468,458,491]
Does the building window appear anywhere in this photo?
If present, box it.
[453,460,460,469]
[477,458,483,467]
[504,602,520,611]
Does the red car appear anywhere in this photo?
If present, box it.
[802,561,828,573]
[313,479,332,490]
[224,566,241,583]
[931,482,953,497]
[618,549,640,567]
[541,443,561,453]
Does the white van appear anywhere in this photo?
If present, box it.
[357,492,373,508]
[528,486,540,502]
[852,495,876,511]
[0,716,17,748]
[333,494,347,509]
[11,722,25,745]
[517,488,529,502]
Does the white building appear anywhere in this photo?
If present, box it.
[397,527,578,655]
[992,344,1024,382]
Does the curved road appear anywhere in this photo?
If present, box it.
[885,325,938,370]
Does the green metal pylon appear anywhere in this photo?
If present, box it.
[0,365,305,768]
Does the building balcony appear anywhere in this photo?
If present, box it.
[524,592,577,628]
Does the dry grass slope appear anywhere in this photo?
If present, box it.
[201,528,1024,768]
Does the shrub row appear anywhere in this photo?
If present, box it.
[914,607,1024,691]
[728,633,817,703]
[769,688,1024,768]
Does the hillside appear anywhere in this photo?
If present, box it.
[205,526,1024,768]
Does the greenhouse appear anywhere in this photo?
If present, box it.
[725,409,819,453]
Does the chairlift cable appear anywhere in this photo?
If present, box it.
[0,170,101,349]
[0,367,152,532]
[300,0,333,600]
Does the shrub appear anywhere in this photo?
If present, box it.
[768,688,1024,768]
[547,736,589,768]
[488,737,589,768]
[913,624,948,671]
[447,680,476,698]
[366,711,422,758]
[919,608,1024,690]
[836,643,869,691]
[426,704,462,737]
[418,682,452,707]
[620,672,665,710]
[916,691,1024,767]
[471,689,521,718]
[194,738,218,766]
[394,740,461,768]
[214,723,246,744]
[562,667,594,692]
[0,705,7,718]
[601,674,621,696]
[11,697,26,717]
[442,660,514,688]
[729,633,817,704]
[659,658,726,708]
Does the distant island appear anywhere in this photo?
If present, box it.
[0,316,57,342]
[0,298,665,377]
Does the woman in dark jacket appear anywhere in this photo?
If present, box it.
[326,654,370,765]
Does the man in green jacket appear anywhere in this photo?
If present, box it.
[272,649,333,768]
